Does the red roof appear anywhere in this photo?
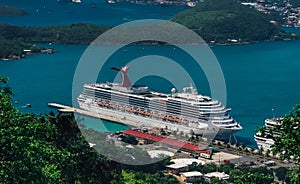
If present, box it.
[123,129,206,152]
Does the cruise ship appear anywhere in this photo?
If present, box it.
[254,118,282,151]
[77,66,242,138]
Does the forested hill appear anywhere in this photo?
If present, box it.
[172,0,290,44]
[0,4,27,16]
[0,24,110,59]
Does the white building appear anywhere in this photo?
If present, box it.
[204,171,229,182]
[171,158,205,166]
[181,171,203,183]
[166,163,189,175]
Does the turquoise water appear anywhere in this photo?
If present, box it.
[1,40,300,147]
[0,0,187,26]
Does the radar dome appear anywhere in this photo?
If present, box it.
[171,88,176,94]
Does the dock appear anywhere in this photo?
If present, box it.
[48,103,141,127]
[48,103,203,134]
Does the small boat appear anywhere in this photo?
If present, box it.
[107,0,116,3]
[26,104,32,108]
[187,1,196,7]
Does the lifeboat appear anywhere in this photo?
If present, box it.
[174,117,181,122]
[126,107,132,111]
[182,119,189,124]
[167,116,174,121]
[153,113,160,118]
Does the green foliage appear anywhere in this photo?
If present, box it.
[286,166,300,184]
[34,23,110,44]
[122,170,179,184]
[120,135,139,145]
[172,0,290,43]
[210,177,227,184]
[197,163,217,174]
[189,161,200,171]
[274,167,288,182]
[229,166,274,184]
[0,23,110,58]
[0,77,121,183]
[219,163,235,174]
[1,77,181,183]
[272,104,300,161]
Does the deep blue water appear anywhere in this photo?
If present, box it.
[1,0,300,147]
[0,0,186,26]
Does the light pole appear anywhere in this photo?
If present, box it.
[272,108,275,119]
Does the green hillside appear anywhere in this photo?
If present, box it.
[0,4,27,16]
[0,23,110,59]
[172,0,289,44]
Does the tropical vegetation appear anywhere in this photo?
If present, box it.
[0,76,178,183]
[0,23,110,59]
[271,104,300,162]
[172,0,293,44]
[255,104,300,183]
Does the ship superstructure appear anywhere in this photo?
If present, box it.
[254,118,282,151]
[77,66,242,138]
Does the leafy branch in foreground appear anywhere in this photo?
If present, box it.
[271,104,300,184]
[272,104,300,161]
[0,76,179,184]
[0,76,121,183]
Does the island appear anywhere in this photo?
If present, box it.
[0,3,27,16]
[171,0,293,44]
[0,24,110,60]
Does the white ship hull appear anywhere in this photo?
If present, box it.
[254,118,281,151]
[78,101,241,138]
[77,66,242,139]
[254,135,275,151]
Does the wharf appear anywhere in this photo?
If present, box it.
[48,103,139,127]
[48,103,204,134]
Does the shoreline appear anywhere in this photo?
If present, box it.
[2,37,299,61]
[1,22,299,60]
[0,35,300,62]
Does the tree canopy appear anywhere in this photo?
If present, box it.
[0,76,180,183]
[270,104,300,183]
[272,104,300,161]
[0,77,123,183]
[229,166,274,184]
[0,23,110,58]
[172,0,291,44]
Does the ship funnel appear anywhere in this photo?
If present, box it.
[111,66,132,87]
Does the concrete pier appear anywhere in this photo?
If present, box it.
[48,103,140,127]
[48,103,204,134]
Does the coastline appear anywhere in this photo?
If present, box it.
[2,36,299,61]
[1,22,299,61]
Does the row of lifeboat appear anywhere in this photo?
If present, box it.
[97,101,189,124]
